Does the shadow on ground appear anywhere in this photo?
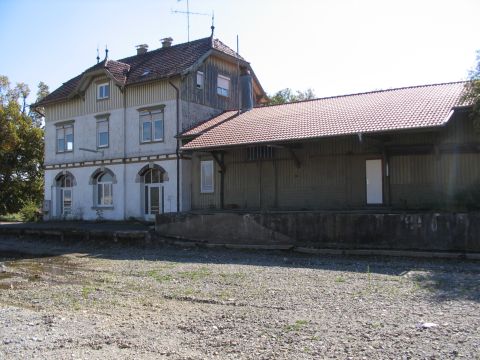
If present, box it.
[1,235,479,303]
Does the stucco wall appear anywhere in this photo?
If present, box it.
[45,159,179,220]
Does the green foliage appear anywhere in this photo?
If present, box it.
[19,200,41,222]
[267,88,316,105]
[0,213,22,222]
[0,75,46,216]
[463,50,480,122]
[30,81,49,127]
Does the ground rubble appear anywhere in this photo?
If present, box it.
[0,237,479,359]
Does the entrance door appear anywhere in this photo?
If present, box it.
[144,185,162,219]
[366,159,383,204]
[60,188,72,216]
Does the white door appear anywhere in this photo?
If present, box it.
[144,185,162,219]
[366,159,383,204]
[60,188,72,216]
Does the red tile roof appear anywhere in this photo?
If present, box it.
[182,82,468,150]
[37,37,245,106]
[181,110,238,137]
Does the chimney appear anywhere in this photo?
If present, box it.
[161,37,173,48]
[135,44,148,55]
[240,70,253,112]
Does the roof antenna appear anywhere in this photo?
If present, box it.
[104,45,109,60]
[172,1,211,42]
[96,46,100,64]
[210,11,215,37]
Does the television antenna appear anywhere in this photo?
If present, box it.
[172,0,213,42]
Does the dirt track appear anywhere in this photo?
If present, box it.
[1,237,479,359]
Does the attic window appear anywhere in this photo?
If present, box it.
[97,82,110,100]
[217,75,230,97]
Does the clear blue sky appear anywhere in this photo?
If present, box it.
[1,0,479,104]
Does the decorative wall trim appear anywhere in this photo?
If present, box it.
[45,154,178,170]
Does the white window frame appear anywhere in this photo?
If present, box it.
[200,160,214,193]
[217,75,230,97]
[56,123,74,153]
[196,71,204,89]
[97,82,110,100]
[140,108,164,143]
[95,173,113,207]
[96,117,109,148]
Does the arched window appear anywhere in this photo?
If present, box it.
[57,174,74,188]
[144,168,163,184]
[92,170,114,206]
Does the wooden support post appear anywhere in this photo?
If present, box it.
[288,148,301,168]
[211,151,226,209]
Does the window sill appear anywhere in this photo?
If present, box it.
[56,151,74,154]
[140,140,165,144]
[91,206,114,210]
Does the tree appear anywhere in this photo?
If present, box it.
[463,50,480,121]
[266,88,316,105]
[30,81,49,127]
[0,75,44,215]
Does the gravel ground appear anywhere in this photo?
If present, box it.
[0,237,479,359]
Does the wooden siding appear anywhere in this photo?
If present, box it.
[45,78,176,122]
[180,56,241,111]
[126,80,176,108]
[191,155,221,209]
[190,113,480,211]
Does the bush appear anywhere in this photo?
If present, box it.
[19,201,42,222]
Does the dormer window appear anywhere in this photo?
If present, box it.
[196,71,204,89]
[217,75,230,97]
[97,82,110,100]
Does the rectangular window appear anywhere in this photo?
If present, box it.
[217,75,230,97]
[200,160,214,193]
[196,71,204,89]
[97,82,110,100]
[97,119,109,148]
[56,124,73,153]
[140,108,164,143]
[97,183,113,206]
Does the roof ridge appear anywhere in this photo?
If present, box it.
[259,81,468,109]
[118,37,211,63]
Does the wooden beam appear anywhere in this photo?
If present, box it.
[288,148,301,168]
[210,151,226,173]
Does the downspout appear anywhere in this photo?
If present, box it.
[122,86,127,219]
[220,152,225,210]
[169,80,180,213]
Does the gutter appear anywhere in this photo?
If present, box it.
[169,80,181,213]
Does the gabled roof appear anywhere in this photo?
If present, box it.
[37,36,253,106]
[182,82,469,150]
